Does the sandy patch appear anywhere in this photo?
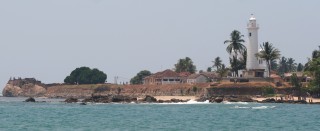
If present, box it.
[154,96,197,101]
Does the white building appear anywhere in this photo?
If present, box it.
[242,14,268,78]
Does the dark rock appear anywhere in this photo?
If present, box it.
[170,98,181,103]
[158,100,164,103]
[214,97,224,103]
[111,95,132,103]
[144,95,157,103]
[80,102,87,105]
[25,97,36,102]
[64,98,78,103]
[295,100,307,104]
[261,98,276,103]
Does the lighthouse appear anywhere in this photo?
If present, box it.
[242,14,267,78]
[246,14,259,70]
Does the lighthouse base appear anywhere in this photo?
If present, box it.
[242,69,266,78]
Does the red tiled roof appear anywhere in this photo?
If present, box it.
[145,69,180,79]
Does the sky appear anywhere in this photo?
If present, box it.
[1,0,320,91]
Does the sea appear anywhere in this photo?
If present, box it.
[0,97,319,131]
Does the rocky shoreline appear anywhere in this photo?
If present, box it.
[21,94,319,105]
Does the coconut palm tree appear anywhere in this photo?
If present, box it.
[212,57,222,71]
[224,30,246,57]
[256,42,281,77]
[287,58,297,72]
[216,64,229,80]
[229,56,241,77]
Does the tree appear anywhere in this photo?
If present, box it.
[290,73,303,101]
[130,70,151,85]
[212,57,222,71]
[64,67,107,84]
[224,30,246,57]
[207,67,212,72]
[216,64,229,80]
[271,59,278,71]
[287,58,297,72]
[255,42,281,77]
[229,56,241,77]
[238,50,247,70]
[304,46,320,96]
[297,63,304,72]
[174,57,196,73]
[278,57,288,75]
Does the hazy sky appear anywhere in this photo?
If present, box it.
[1,0,319,91]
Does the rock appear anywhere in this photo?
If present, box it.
[214,97,224,103]
[295,100,307,104]
[80,102,87,105]
[2,84,22,97]
[261,98,276,103]
[65,98,78,103]
[111,95,133,103]
[170,98,181,103]
[158,100,164,103]
[25,97,36,102]
[144,95,157,103]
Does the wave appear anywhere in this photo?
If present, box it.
[223,101,249,105]
[234,105,276,109]
[158,100,210,105]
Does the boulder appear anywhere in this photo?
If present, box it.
[214,97,224,103]
[144,95,157,103]
[65,98,78,103]
[25,97,36,102]
[170,98,181,103]
[80,102,87,105]
[111,95,133,103]
[261,98,276,103]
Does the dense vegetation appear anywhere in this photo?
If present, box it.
[174,57,196,73]
[64,67,107,84]
[130,70,151,85]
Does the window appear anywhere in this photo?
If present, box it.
[249,33,252,37]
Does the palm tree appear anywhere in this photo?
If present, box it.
[216,64,229,80]
[212,57,222,71]
[229,56,241,77]
[256,42,281,77]
[287,58,297,72]
[278,57,288,75]
[224,30,246,57]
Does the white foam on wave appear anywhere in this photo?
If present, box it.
[158,99,210,105]
[223,101,249,105]
[252,106,276,109]
[234,106,250,109]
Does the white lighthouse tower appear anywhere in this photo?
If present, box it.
[246,14,259,70]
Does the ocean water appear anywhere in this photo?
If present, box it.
[0,97,319,131]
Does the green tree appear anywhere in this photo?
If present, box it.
[207,67,212,72]
[304,47,320,96]
[287,58,297,72]
[224,30,246,57]
[229,56,241,77]
[212,57,222,71]
[238,50,247,70]
[216,64,229,80]
[174,57,196,73]
[130,70,151,85]
[290,73,302,101]
[271,59,278,71]
[255,42,281,77]
[297,63,304,72]
[64,67,107,84]
[278,57,288,75]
